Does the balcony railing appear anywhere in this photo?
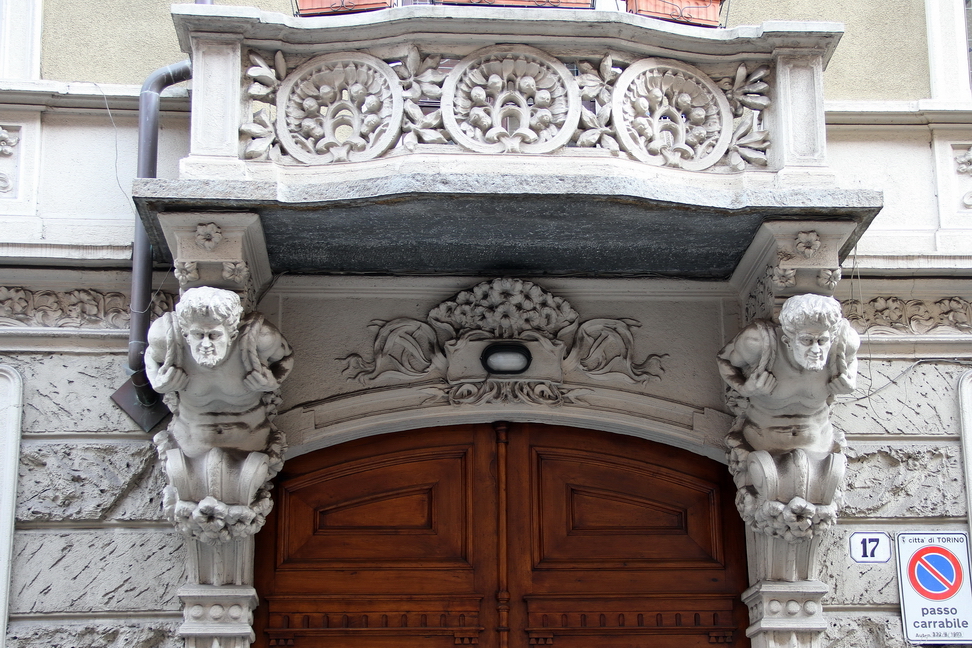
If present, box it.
[296,0,722,27]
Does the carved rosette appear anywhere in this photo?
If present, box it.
[442,46,581,154]
[276,52,403,164]
[612,58,732,170]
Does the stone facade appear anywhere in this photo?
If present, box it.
[2,1,972,648]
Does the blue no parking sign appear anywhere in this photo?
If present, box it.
[897,533,972,644]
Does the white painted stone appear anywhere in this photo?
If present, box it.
[823,613,909,648]
[841,442,966,518]
[0,353,144,434]
[0,366,23,648]
[6,620,181,648]
[16,442,160,522]
[9,530,184,614]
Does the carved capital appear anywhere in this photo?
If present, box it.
[761,221,857,298]
[743,580,828,648]
[156,212,271,304]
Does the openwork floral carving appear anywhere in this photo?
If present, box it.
[237,45,776,172]
[395,46,450,151]
[574,56,622,152]
[277,52,402,164]
[443,46,580,154]
[613,58,731,170]
[842,296,972,335]
[0,287,173,328]
[341,278,666,405]
[716,64,771,170]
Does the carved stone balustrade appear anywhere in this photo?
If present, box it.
[135,6,881,283]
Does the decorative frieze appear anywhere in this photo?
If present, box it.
[240,45,773,172]
[842,296,972,334]
[341,278,667,405]
[0,286,173,329]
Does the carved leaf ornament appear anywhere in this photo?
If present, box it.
[341,278,667,405]
[613,59,731,170]
[441,46,580,154]
[242,45,772,171]
[276,52,403,164]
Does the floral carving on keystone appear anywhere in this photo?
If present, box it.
[277,52,402,164]
[0,127,18,156]
[795,231,821,258]
[771,265,796,290]
[195,223,223,251]
[341,278,667,405]
[395,46,450,151]
[613,58,731,170]
[174,261,199,286]
[817,268,841,291]
[0,286,172,328]
[716,63,771,170]
[442,46,580,154]
[842,296,972,334]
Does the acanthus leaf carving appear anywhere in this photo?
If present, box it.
[0,286,173,329]
[613,58,732,170]
[395,45,450,151]
[341,278,666,405]
[0,126,19,156]
[276,52,402,164]
[442,46,581,155]
[717,63,771,170]
[574,55,621,153]
[841,296,972,335]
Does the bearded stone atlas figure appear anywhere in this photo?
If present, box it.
[145,286,293,543]
[717,293,860,543]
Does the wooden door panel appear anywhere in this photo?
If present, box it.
[531,446,724,568]
[278,445,472,567]
[255,423,748,648]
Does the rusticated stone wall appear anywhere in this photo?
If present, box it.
[0,351,182,648]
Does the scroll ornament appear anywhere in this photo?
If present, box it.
[341,278,667,405]
[717,294,860,542]
[145,287,294,544]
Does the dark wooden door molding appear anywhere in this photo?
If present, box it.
[254,424,749,647]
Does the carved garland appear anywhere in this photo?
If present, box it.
[0,287,174,329]
[340,278,667,405]
[842,297,972,335]
[240,46,772,172]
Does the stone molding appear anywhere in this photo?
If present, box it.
[0,365,23,648]
[842,296,972,335]
[0,286,174,329]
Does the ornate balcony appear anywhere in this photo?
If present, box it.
[135,5,881,285]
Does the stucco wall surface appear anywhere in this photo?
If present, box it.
[726,0,930,101]
[41,0,292,85]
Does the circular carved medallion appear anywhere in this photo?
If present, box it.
[276,52,403,165]
[442,46,580,154]
[611,58,731,171]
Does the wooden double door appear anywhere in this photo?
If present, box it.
[255,423,749,647]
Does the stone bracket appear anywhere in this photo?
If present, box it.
[156,211,271,305]
[762,220,858,299]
